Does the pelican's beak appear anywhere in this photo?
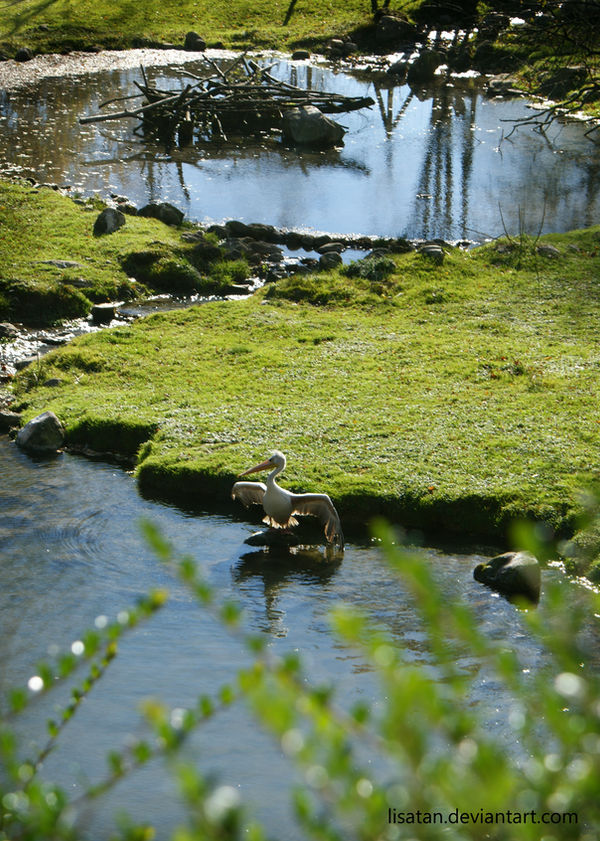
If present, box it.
[239,458,272,477]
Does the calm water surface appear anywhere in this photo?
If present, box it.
[1,54,599,240]
[1,439,599,837]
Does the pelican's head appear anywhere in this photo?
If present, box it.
[239,450,286,477]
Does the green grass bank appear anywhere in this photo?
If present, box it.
[7,199,600,570]
[0,0,421,55]
[0,180,251,323]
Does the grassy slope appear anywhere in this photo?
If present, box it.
[10,228,600,549]
[0,180,246,323]
[0,0,421,53]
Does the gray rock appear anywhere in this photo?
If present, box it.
[0,411,21,433]
[116,202,138,216]
[42,378,64,388]
[246,222,278,242]
[191,239,222,263]
[226,284,253,296]
[474,551,541,603]
[16,411,65,454]
[225,220,250,237]
[0,322,19,339]
[419,243,445,264]
[40,260,82,269]
[14,356,38,370]
[486,75,521,97]
[319,252,343,269]
[329,38,345,57]
[283,231,303,249]
[138,202,184,226]
[93,207,126,236]
[91,303,117,324]
[206,224,228,239]
[407,50,445,84]
[282,105,345,148]
[317,242,345,254]
[292,50,310,60]
[376,15,415,45]
[222,238,252,261]
[478,12,510,39]
[184,31,206,51]
[15,47,33,62]
[387,59,408,80]
[536,244,561,259]
[538,66,588,99]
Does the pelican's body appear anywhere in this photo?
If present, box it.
[232,451,344,548]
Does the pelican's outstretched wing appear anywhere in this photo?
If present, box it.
[231,481,267,507]
[291,493,344,548]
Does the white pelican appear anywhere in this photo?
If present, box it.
[232,451,344,548]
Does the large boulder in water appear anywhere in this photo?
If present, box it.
[474,551,541,603]
[282,105,345,148]
[16,411,65,454]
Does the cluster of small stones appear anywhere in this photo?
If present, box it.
[100,195,460,286]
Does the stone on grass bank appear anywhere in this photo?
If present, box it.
[93,207,126,236]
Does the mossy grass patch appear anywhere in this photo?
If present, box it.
[0,179,249,324]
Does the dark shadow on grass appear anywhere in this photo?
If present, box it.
[3,0,61,37]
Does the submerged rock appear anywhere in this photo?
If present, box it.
[282,105,345,148]
[474,551,541,602]
[16,411,65,454]
[245,529,301,547]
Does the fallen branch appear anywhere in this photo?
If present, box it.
[79,55,374,145]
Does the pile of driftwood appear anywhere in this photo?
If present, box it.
[80,54,374,147]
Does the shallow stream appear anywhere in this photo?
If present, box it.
[2,438,599,837]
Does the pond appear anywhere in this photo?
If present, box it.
[0,50,599,242]
[1,438,599,837]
